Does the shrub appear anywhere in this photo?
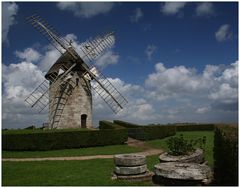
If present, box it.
[214,125,238,186]
[175,124,215,131]
[99,121,124,129]
[2,129,128,151]
[166,134,207,156]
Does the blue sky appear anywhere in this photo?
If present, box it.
[2,2,238,128]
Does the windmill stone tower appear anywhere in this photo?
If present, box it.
[24,15,128,130]
[45,52,93,129]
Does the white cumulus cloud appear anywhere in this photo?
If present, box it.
[3,63,43,101]
[2,2,19,43]
[95,50,119,68]
[2,61,47,128]
[145,61,238,114]
[57,2,114,18]
[145,63,204,100]
[209,62,238,106]
[40,46,61,72]
[161,2,186,15]
[209,83,237,103]
[196,2,214,17]
[215,24,233,42]
[15,48,41,63]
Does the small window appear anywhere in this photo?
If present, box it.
[76,78,79,86]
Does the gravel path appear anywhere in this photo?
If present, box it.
[3,138,163,162]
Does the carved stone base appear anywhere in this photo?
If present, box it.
[112,170,154,182]
[114,164,147,175]
[114,154,146,166]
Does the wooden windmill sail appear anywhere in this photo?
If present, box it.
[24,14,128,129]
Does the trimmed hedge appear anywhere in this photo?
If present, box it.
[99,121,124,129]
[113,120,142,128]
[127,128,146,140]
[214,125,238,186]
[114,120,176,141]
[175,124,215,131]
[143,126,176,140]
[115,120,215,131]
[2,129,128,151]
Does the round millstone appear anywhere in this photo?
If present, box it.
[159,148,204,164]
[114,154,146,167]
[154,162,212,185]
[114,164,147,175]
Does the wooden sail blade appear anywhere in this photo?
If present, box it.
[79,32,115,65]
[24,63,76,112]
[27,14,115,66]
[89,66,128,113]
[24,80,49,113]
[27,14,70,55]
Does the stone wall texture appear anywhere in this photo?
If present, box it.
[49,71,92,129]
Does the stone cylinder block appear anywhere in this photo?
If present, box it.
[114,164,147,175]
[114,154,146,167]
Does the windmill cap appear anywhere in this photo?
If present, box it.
[45,52,84,80]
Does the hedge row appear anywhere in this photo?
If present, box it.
[130,126,176,141]
[213,125,238,186]
[113,120,142,128]
[114,120,215,131]
[99,121,124,129]
[2,129,128,151]
[114,120,176,141]
[145,125,176,139]
[175,124,215,131]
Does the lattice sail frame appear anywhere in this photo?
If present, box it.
[86,65,128,113]
[25,14,128,115]
[25,63,74,113]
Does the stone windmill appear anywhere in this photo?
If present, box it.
[24,15,127,129]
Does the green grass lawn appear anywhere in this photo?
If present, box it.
[3,144,143,158]
[146,131,214,167]
[2,155,159,186]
